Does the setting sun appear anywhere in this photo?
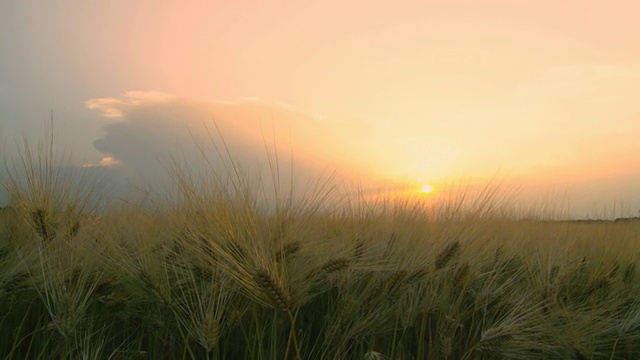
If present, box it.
[420,184,434,194]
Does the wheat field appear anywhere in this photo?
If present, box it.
[1,140,640,360]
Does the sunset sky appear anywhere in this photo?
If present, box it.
[1,1,640,217]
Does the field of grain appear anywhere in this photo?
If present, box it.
[1,144,640,360]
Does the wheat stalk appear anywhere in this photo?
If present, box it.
[273,240,301,261]
[321,257,351,273]
[441,336,453,358]
[253,268,291,311]
[31,208,54,242]
[199,311,220,351]
[477,326,513,351]
[139,269,172,304]
[386,270,407,294]
[435,241,461,270]
[453,262,470,287]
[405,267,428,284]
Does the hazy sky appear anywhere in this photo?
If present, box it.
[1,0,640,217]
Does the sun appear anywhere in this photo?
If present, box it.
[420,184,434,194]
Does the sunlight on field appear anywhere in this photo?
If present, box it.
[2,140,640,359]
[4,1,640,357]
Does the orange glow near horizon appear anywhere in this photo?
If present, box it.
[21,0,637,216]
[79,2,640,187]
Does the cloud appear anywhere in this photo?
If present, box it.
[85,98,126,118]
[82,156,121,168]
[85,91,176,119]
[85,91,380,201]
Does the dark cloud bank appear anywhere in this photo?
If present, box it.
[2,92,378,210]
[84,93,375,207]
